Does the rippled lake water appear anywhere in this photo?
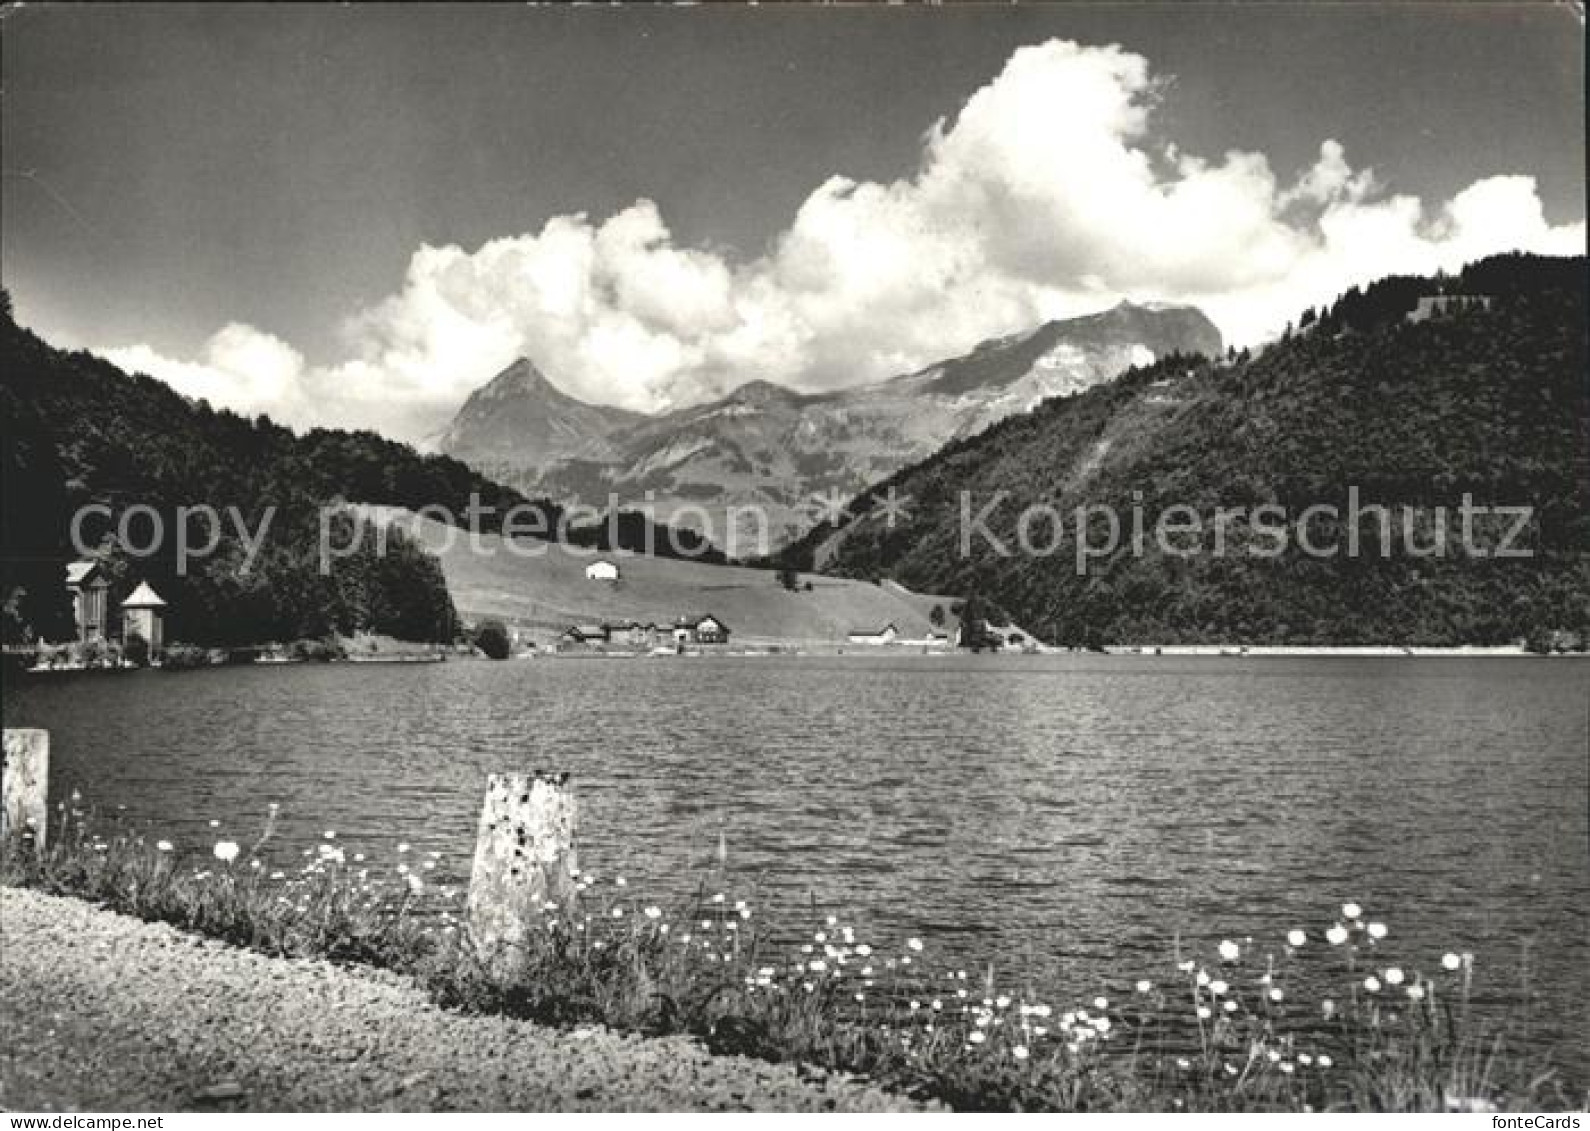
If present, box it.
[6,654,1587,1072]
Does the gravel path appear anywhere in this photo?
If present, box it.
[0,888,928,1112]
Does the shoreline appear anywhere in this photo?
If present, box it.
[16,642,1581,674]
[1103,643,1552,657]
[540,642,1569,657]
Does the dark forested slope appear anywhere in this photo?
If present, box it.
[783,254,1589,647]
[0,297,547,645]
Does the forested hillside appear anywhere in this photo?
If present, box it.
[0,295,544,645]
[783,254,1590,648]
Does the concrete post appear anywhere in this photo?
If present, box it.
[466,772,579,983]
[2,729,49,849]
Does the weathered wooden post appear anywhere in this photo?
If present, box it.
[466,771,579,983]
[2,729,49,850]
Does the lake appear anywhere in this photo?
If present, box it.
[5,654,1587,1074]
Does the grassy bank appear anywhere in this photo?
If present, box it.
[2,805,1577,1112]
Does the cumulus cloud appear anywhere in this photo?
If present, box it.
[101,39,1585,441]
[105,324,310,425]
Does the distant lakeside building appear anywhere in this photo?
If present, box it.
[606,621,660,648]
[65,561,110,643]
[62,561,167,654]
[847,623,899,645]
[674,614,729,645]
[121,582,168,653]
[558,614,730,649]
[559,624,610,646]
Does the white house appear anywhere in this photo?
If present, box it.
[846,623,899,646]
[121,581,168,653]
[585,559,620,582]
[672,614,730,645]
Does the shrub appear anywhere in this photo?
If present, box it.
[160,643,212,671]
[123,632,150,667]
[475,620,512,660]
[289,637,345,662]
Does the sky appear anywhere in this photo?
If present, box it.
[3,3,1584,441]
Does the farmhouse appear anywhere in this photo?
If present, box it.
[846,623,899,646]
[603,621,659,648]
[560,624,609,645]
[673,614,730,645]
[585,559,620,582]
[64,561,110,643]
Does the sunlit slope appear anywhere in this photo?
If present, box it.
[359,507,956,644]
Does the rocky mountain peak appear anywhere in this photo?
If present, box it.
[437,358,643,467]
[473,358,573,404]
[437,300,1224,548]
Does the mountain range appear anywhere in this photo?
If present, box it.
[438,301,1223,554]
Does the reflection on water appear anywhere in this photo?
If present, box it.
[6,653,1587,1067]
